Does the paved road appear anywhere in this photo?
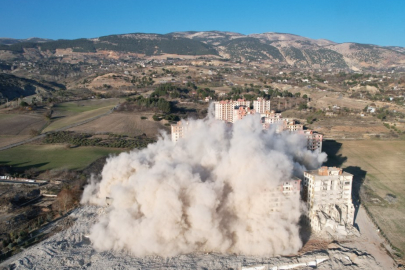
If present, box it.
[0,107,115,152]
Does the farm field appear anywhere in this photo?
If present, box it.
[42,99,122,133]
[0,114,47,135]
[323,139,405,255]
[53,98,122,113]
[0,144,124,171]
[0,135,30,148]
[68,112,169,137]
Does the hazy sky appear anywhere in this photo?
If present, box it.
[1,0,404,47]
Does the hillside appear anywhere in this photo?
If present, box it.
[0,37,52,46]
[0,34,218,56]
[0,73,64,101]
[0,31,404,70]
[218,37,284,62]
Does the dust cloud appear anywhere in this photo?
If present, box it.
[81,114,327,257]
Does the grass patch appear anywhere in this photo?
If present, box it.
[0,144,124,171]
[43,106,115,133]
[54,99,121,113]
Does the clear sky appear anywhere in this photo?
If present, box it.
[1,0,404,47]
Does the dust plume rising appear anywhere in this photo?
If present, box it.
[81,114,326,257]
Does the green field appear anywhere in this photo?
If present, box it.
[323,139,405,255]
[42,98,123,133]
[53,99,121,113]
[0,144,124,171]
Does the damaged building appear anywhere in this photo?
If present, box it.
[303,167,356,236]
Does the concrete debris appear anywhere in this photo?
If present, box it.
[0,206,383,270]
[313,208,360,239]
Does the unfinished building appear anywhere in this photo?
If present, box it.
[303,167,355,235]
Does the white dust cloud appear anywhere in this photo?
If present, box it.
[81,114,327,257]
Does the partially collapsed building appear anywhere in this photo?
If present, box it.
[303,167,355,233]
[257,177,301,213]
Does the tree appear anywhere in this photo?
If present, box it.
[298,103,308,110]
[20,101,29,107]
[44,110,53,121]
[302,94,308,99]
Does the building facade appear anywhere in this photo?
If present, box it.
[171,121,188,142]
[303,167,354,232]
[214,99,251,123]
[257,177,301,213]
[253,97,271,115]
[233,105,256,123]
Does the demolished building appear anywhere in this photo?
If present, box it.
[303,167,356,236]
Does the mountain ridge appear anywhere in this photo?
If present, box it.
[1,31,404,70]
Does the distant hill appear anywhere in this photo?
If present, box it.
[0,37,52,45]
[218,37,284,62]
[0,34,217,56]
[0,73,64,101]
[0,31,404,70]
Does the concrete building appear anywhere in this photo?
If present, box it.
[258,177,301,213]
[233,105,256,123]
[253,97,271,115]
[214,99,251,123]
[262,111,322,153]
[303,167,354,232]
[172,109,322,153]
[299,130,323,154]
[171,121,188,142]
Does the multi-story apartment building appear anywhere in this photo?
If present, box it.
[303,167,354,232]
[173,106,322,152]
[214,99,251,123]
[233,105,256,122]
[253,97,271,115]
[257,177,301,213]
[262,111,322,153]
[171,121,188,142]
[299,130,323,154]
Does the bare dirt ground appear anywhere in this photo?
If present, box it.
[68,112,169,137]
[350,206,397,269]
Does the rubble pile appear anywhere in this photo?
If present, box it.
[313,208,361,238]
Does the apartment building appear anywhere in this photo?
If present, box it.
[214,99,251,123]
[303,167,354,232]
[258,177,301,213]
[253,97,271,115]
[233,105,256,122]
[300,130,323,154]
[171,121,188,142]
